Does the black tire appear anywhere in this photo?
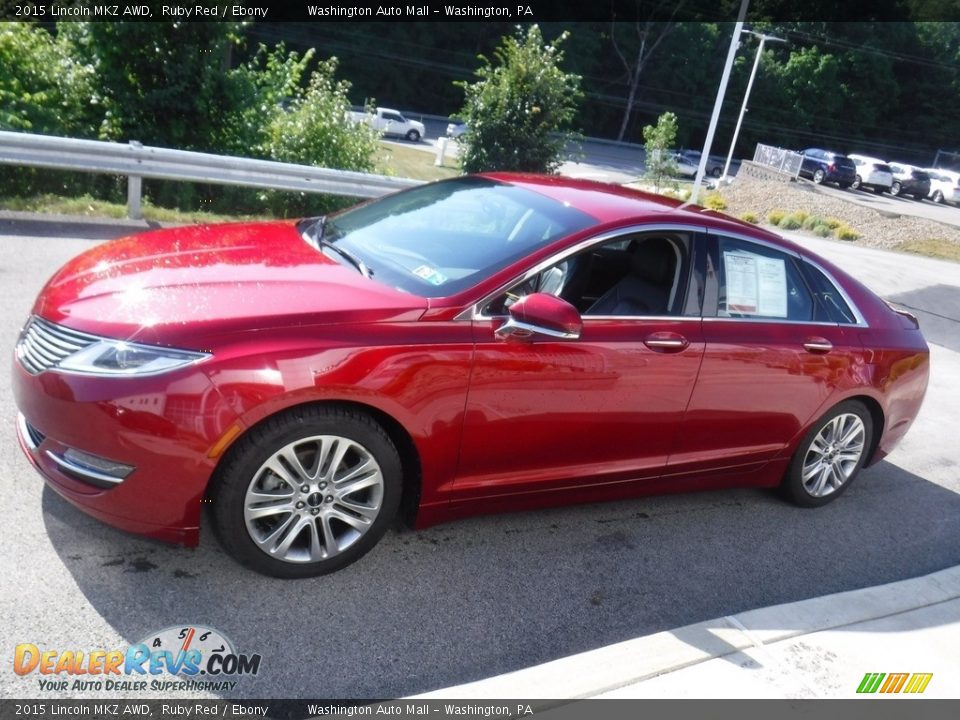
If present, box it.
[209,405,402,578]
[932,190,944,203]
[813,168,826,184]
[890,181,902,196]
[711,166,722,178]
[851,175,862,191]
[781,400,874,508]
[405,129,421,142]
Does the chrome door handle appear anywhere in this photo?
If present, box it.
[803,337,833,353]
[644,333,689,353]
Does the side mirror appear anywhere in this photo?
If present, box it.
[495,293,582,342]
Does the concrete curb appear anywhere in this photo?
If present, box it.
[412,565,960,699]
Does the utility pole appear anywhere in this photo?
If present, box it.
[689,0,751,205]
[721,29,787,182]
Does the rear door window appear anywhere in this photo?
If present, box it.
[714,237,815,322]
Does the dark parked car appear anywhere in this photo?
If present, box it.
[14,175,930,577]
[888,163,932,200]
[799,148,857,188]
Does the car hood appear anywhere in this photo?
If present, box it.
[33,221,427,347]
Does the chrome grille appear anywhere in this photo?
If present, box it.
[16,316,99,375]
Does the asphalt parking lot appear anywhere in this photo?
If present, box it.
[1,218,959,701]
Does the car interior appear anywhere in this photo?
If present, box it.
[486,232,691,317]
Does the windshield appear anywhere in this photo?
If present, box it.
[316,177,595,298]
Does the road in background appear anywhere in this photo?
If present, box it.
[1,219,958,701]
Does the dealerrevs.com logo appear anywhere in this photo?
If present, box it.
[14,625,262,693]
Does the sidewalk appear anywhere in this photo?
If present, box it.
[415,565,960,699]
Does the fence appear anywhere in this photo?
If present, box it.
[0,130,423,219]
[752,144,803,178]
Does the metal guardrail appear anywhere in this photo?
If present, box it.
[753,143,803,178]
[0,130,423,219]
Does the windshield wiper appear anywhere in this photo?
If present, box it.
[307,216,371,278]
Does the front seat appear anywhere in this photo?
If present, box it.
[587,238,675,315]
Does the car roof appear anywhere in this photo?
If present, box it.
[479,172,788,243]
[848,153,886,163]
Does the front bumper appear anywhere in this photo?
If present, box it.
[12,358,239,546]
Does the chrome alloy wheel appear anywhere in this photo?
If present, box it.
[243,435,384,563]
[801,413,866,498]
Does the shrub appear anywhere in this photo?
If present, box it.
[778,214,803,230]
[834,224,861,241]
[703,192,727,210]
[642,112,680,192]
[457,25,582,174]
[824,217,843,229]
[263,57,381,216]
[812,224,832,237]
[792,210,810,223]
[739,212,759,224]
[802,215,825,230]
[767,209,787,225]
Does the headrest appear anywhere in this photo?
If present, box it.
[628,238,675,284]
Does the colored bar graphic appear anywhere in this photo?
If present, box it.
[857,673,885,693]
[880,673,909,693]
[904,673,934,694]
[857,672,932,694]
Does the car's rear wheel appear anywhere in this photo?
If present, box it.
[782,401,873,508]
[891,181,902,196]
[711,166,722,178]
[406,129,421,142]
[932,190,944,203]
[851,175,862,190]
[210,406,402,578]
[813,169,826,184]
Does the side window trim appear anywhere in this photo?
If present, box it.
[465,223,709,321]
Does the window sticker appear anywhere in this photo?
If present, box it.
[412,264,448,286]
[723,251,788,318]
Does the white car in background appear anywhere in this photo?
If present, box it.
[446,120,467,139]
[848,154,894,194]
[923,168,960,205]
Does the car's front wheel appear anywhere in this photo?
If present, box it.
[782,401,873,508]
[891,181,902,196]
[210,406,402,578]
[932,190,944,203]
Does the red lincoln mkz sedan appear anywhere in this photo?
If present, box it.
[13,175,929,577]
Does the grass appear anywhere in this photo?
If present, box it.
[375,143,460,181]
[897,237,960,262]
[0,194,269,224]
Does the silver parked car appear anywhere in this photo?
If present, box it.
[848,154,893,194]
[923,168,960,206]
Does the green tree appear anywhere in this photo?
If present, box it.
[262,56,381,215]
[0,23,98,136]
[456,25,582,174]
[75,19,242,149]
[642,111,679,192]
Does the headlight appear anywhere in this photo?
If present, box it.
[57,340,209,377]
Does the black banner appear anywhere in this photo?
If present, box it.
[3,700,960,720]
[2,0,959,23]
